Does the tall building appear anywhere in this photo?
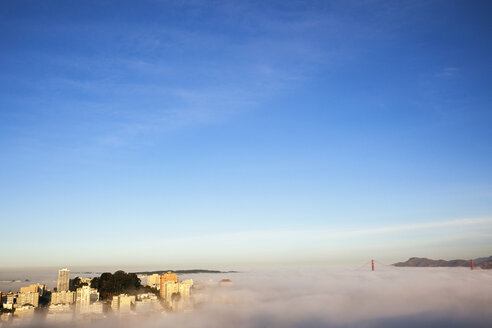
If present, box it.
[159,271,178,297]
[160,281,178,306]
[57,269,70,292]
[160,279,193,308]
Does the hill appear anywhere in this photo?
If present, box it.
[393,257,492,269]
[474,256,492,264]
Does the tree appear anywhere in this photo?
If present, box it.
[90,271,142,300]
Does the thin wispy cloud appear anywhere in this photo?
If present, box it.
[1,1,402,151]
[158,217,492,242]
[436,67,460,78]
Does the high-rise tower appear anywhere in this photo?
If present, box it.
[57,268,70,292]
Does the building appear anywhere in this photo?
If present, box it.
[159,272,178,298]
[57,268,70,292]
[178,279,193,298]
[79,277,92,285]
[136,293,158,301]
[13,305,35,319]
[72,276,92,285]
[48,303,72,313]
[6,293,15,304]
[20,284,46,295]
[147,274,161,289]
[51,291,75,305]
[75,286,99,314]
[46,304,74,323]
[158,273,193,309]
[160,279,193,308]
[119,294,135,313]
[111,296,119,311]
[111,294,135,313]
[17,292,39,307]
[3,293,16,309]
[88,301,103,314]
[160,282,178,307]
[135,293,160,313]
[160,271,178,284]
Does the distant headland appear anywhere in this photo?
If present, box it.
[393,256,492,269]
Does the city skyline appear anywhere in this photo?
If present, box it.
[0,266,194,323]
[1,0,492,267]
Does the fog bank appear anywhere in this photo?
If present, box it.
[6,267,492,327]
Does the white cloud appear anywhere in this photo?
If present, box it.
[436,67,460,78]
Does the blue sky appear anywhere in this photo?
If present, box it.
[1,0,491,268]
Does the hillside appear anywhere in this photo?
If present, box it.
[393,257,492,269]
[474,256,492,264]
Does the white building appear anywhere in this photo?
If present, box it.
[75,286,99,314]
[111,294,135,313]
[161,279,193,308]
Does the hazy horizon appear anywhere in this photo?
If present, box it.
[1,216,491,267]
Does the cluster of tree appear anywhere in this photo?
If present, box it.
[90,271,143,300]
[39,292,51,306]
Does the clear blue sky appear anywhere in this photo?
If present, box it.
[1,0,491,268]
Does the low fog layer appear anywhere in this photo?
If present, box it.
[10,267,492,327]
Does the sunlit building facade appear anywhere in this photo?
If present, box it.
[147,274,161,289]
[159,272,178,299]
[17,292,39,307]
[57,268,70,292]
[76,286,99,313]
[20,284,46,295]
[51,291,75,305]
